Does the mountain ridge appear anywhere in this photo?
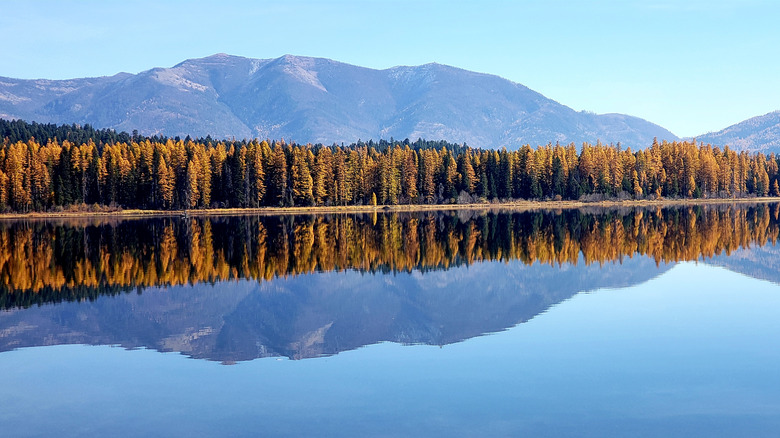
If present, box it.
[694,110,780,154]
[0,53,677,149]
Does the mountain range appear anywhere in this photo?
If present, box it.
[2,53,778,152]
[0,53,679,150]
[694,110,780,154]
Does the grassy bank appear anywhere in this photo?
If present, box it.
[1,197,779,220]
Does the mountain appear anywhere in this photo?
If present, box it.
[0,54,677,149]
[695,110,780,154]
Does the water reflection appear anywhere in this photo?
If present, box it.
[0,203,779,361]
[2,203,779,302]
[0,257,669,361]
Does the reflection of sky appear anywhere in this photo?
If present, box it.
[2,263,780,437]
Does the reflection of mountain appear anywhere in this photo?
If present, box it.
[0,257,671,362]
[2,204,780,362]
[704,242,780,285]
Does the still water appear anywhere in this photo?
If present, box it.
[1,205,780,436]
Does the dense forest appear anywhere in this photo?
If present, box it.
[1,119,779,212]
[1,205,778,307]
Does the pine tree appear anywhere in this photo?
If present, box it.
[333,148,352,205]
[186,159,200,208]
[156,154,175,208]
[498,149,513,199]
[419,149,437,204]
[196,147,212,207]
[291,148,314,206]
[459,149,476,194]
[442,149,459,201]
[551,154,565,198]
[0,169,8,209]
[313,148,332,205]
[269,143,288,206]
[632,170,643,198]
[7,142,31,211]
[401,147,418,203]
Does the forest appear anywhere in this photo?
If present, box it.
[1,119,779,212]
[1,205,778,307]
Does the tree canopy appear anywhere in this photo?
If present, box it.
[1,119,778,212]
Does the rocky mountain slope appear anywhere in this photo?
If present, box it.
[0,54,677,149]
[695,110,780,154]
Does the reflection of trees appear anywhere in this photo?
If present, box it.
[1,204,779,305]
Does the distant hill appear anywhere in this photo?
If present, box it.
[695,110,780,154]
[0,54,677,149]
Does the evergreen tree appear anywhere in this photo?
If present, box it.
[291,148,314,206]
[268,143,288,206]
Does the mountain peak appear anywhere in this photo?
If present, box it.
[278,53,312,62]
[174,53,254,68]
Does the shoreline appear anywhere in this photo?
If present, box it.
[1,197,779,220]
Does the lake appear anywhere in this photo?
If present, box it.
[2,204,780,437]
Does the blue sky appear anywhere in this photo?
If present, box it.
[2,0,778,138]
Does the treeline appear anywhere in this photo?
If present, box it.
[0,118,463,155]
[2,121,780,212]
[0,119,133,148]
[1,205,778,304]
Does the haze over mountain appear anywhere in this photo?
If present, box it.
[0,54,677,150]
[695,110,780,154]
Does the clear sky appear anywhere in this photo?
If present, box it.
[2,0,778,138]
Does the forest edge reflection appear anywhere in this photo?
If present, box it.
[1,204,779,361]
[1,203,778,309]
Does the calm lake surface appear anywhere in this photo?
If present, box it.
[2,205,780,437]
